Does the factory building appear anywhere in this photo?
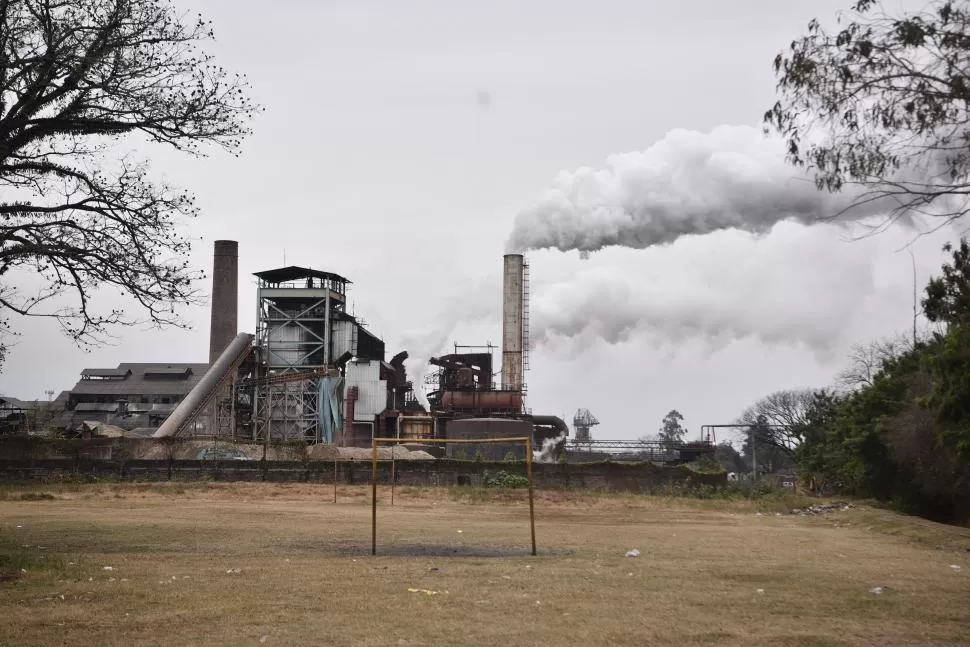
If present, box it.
[59,363,208,434]
[0,238,564,455]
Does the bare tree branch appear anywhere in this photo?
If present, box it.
[0,0,259,355]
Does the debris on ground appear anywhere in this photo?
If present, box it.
[625,549,641,558]
[226,568,242,575]
[756,589,764,594]
[869,586,884,595]
[790,503,856,516]
[102,566,114,571]
[407,588,446,595]
[950,564,962,571]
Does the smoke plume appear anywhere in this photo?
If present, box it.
[525,220,932,355]
[506,125,894,254]
[533,431,567,463]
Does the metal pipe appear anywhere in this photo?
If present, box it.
[371,438,378,555]
[324,286,331,365]
[153,333,254,438]
[526,436,536,556]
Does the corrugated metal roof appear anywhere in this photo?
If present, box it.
[74,402,119,412]
[69,363,208,397]
[253,266,351,285]
[81,368,132,378]
[143,367,194,376]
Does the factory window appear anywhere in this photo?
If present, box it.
[160,397,171,404]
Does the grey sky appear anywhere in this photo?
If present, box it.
[0,0,953,443]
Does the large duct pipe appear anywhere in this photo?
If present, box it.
[209,240,239,366]
[531,415,569,437]
[501,254,524,391]
[154,333,254,438]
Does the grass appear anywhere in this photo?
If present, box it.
[0,482,968,646]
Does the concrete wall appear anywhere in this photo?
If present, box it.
[0,457,725,491]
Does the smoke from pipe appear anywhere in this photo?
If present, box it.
[533,431,567,463]
[505,125,906,255]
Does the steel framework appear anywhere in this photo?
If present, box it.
[253,271,346,443]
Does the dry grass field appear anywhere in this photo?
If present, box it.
[0,482,968,646]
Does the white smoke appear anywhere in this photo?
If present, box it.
[525,219,941,355]
[506,125,911,255]
[532,431,566,463]
[396,276,501,404]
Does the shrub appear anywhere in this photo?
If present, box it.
[483,470,529,489]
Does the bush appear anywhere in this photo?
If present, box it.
[503,451,519,463]
[483,470,529,489]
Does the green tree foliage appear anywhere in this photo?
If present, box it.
[658,410,686,453]
[923,239,970,326]
[0,0,258,356]
[765,0,970,223]
[796,239,970,521]
[713,442,746,473]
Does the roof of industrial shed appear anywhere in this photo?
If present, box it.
[253,266,352,285]
[69,363,208,397]
[81,368,131,378]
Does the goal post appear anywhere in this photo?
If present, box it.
[370,436,537,556]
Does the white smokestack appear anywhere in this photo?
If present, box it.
[502,254,524,391]
[505,125,912,255]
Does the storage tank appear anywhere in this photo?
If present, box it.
[445,417,533,461]
[441,390,523,412]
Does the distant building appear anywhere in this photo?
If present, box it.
[63,363,208,434]
[0,392,69,434]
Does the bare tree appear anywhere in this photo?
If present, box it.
[836,334,912,391]
[736,389,816,457]
[0,0,258,354]
[765,1,970,227]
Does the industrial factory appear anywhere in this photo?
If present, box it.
[47,240,566,457]
[0,238,723,468]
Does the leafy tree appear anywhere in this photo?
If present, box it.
[923,238,970,327]
[765,0,970,223]
[658,410,686,454]
[713,442,746,473]
[0,0,258,357]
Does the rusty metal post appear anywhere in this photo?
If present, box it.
[371,439,378,555]
[526,437,536,556]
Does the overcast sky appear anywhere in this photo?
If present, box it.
[0,0,956,444]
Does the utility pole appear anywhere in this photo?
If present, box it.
[910,249,918,349]
[750,425,757,481]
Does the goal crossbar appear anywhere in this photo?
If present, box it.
[370,436,537,556]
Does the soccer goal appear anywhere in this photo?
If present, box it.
[369,436,537,556]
